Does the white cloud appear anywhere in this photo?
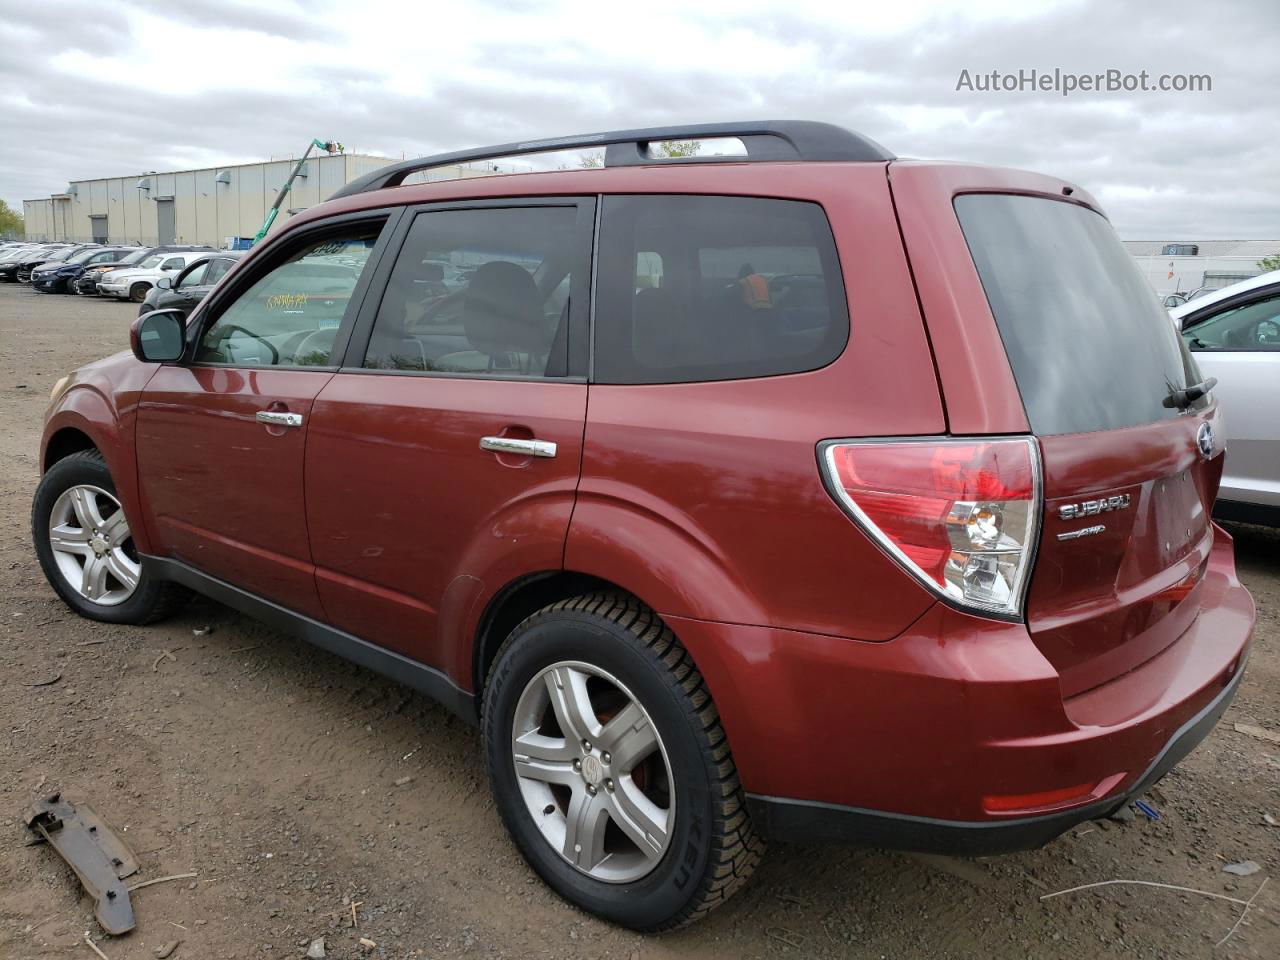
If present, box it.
[1,0,1275,238]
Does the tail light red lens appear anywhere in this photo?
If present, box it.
[821,438,1041,618]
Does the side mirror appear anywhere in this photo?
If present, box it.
[156,276,172,290]
[130,309,186,363]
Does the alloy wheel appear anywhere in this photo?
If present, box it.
[511,661,674,883]
[47,484,141,606]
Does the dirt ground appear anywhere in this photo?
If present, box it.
[0,281,1276,960]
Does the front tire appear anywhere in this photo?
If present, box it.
[32,450,187,624]
[483,593,763,930]
[129,282,150,303]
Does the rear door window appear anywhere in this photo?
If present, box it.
[594,195,848,383]
[955,193,1204,435]
[361,204,590,378]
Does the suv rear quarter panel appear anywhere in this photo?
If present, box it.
[888,161,1102,435]
[565,164,946,639]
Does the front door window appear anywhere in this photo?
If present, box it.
[196,229,380,367]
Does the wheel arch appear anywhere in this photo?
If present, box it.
[471,570,619,700]
[43,425,97,472]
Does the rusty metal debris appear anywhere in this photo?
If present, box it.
[25,794,139,935]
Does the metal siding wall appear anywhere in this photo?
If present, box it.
[216,168,239,243]
[194,169,217,246]
[16,154,407,245]
[66,190,84,239]
[153,172,177,200]
[174,171,197,242]
[106,180,125,242]
[90,180,108,216]
[319,157,346,202]
[238,165,265,239]
[139,189,159,245]
[23,200,51,239]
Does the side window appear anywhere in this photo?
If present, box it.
[177,262,208,288]
[196,226,382,367]
[595,195,848,384]
[203,257,234,285]
[362,205,580,377]
[1184,293,1280,352]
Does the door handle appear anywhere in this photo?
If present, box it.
[256,410,303,428]
[480,436,557,458]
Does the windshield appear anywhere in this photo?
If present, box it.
[43,249,77,262]
[138,254,165,269]
[955,194,1204,435]
[120,249,148,264]
[69,249,102,264]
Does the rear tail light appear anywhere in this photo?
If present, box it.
[820,437,1041,618]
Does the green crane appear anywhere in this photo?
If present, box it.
[252,139,343,246]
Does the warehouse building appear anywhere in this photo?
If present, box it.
[23,152,508,248]
[1123,239,1279,298]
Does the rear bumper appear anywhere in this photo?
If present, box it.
[745,644,1247,855]
[669,525,1254,854]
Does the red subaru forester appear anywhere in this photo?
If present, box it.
[33,122,1255,930]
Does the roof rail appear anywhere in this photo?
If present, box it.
[328,121,894,200]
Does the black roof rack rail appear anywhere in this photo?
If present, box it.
[328,121,894,200]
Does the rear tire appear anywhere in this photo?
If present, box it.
[482,592,763,930]
[32,450,188,625]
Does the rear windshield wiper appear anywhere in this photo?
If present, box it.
[1163,377,1217,410]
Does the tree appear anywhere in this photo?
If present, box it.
[653,140,701,158]
[578,140,701,168]
[0,199,22,238]
[1259,253,1280,272]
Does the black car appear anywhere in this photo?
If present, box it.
[0,244,72,281]
[77,244,217,295]
[15,244,99,283]
[33,246,141,294]
[138,251,244,316]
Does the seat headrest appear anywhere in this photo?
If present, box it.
[462,261,543,358]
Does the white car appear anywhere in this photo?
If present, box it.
[98,251,209,302]
[1170,270,1280,526]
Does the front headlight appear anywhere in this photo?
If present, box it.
[50,375,71,405]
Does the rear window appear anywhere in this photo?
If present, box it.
[595,195,848,384]
[955,194,1204,435]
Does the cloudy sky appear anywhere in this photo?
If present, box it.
[1,0,1275,239]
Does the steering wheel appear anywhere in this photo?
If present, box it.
[1256,319,1280,344]
[219,324,280,365]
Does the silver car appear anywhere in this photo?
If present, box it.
[1170,270,1280,526]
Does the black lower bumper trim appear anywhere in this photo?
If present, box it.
[747,652,1247,856]
[144,554,478,724]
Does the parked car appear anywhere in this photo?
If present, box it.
[18,244,100,283]
[33,121,1254,931]
[1170,270,1280,526]
[97,250,209,301]
[138,251,245,317]
[0,243,71,281]
[32,246,141,294]
[73,245,213,296]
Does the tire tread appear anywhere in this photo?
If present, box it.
[487,590,764,930]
